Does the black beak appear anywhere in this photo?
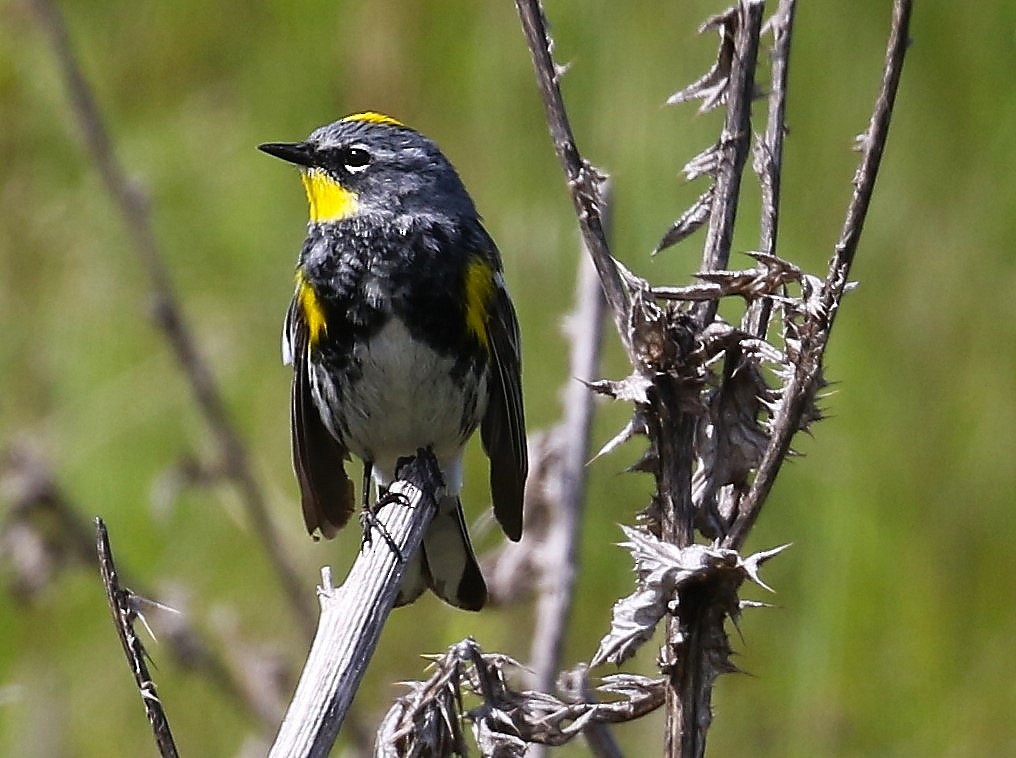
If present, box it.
[258,141,316,168]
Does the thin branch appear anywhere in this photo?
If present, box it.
[756,0,796,263]
[512,9,639,752]
[822,0,913,322]
[724,0,913,550]
[745,0,797,338]
[528,250,614,757]
[695,0,765,327]
[530,228,607,688]
[27,0,314,635]
[270,451,442,757]
[97,518,179,758]
[514,0,634,351]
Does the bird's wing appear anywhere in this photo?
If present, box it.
[285,297,354,539]
[480,271,527,541]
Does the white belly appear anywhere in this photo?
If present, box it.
[312,318,487,491]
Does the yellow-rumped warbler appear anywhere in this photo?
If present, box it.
[259,112,526,611]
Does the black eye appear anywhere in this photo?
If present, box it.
[342,147,371,170]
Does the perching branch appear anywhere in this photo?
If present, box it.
[27,0,315,636]
[270,451,443,758]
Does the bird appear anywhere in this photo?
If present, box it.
[259,112,526,610]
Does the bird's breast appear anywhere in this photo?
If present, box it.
[310,317,489,483]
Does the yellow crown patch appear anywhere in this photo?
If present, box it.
[342,112,404,128]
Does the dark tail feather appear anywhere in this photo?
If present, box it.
[395,496,486,611]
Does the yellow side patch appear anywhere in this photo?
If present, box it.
[464,258,494,352]
[342,111,404,128]
[301,168,358,223]
[295,270,328,346]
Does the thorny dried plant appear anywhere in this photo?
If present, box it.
[376,638,665,757]
[21,0,910,754]
[379,1,913,755]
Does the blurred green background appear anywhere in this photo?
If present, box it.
[2,0,1014,755]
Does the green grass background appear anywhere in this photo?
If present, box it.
[2,1,1014,755]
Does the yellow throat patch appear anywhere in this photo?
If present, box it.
[301,168,358,223]
[464,258,494,351]
[295,270,328,346]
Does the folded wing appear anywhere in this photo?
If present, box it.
[480,274,527,541]
[286,298,354,539]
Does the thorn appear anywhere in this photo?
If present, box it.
[124,590,181,643]
[588,417,639,464]
[742,543,791,592]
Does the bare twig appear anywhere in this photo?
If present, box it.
[530,232,607,688]
[528,250,614,757]
[514,0,635,351]
[96,518,179,758]
[270,451,442,757]
[27,0,314,635]
[745,0,797,338]
[823,0,913,319]
[694,0,765,328]
[723,0,913,550]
